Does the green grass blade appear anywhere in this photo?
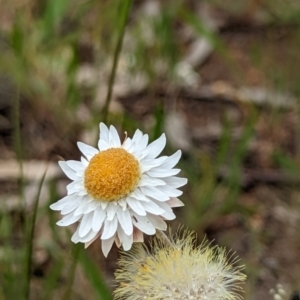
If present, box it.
[102,0,133,123]
[42,256,65,300]
[43,0,72,37]
[24,167,48,300]
[79,250,113,300]
[62,244,81,300]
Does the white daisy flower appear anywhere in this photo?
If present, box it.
[50,123,187,257]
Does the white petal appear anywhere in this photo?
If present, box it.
[100,202,108,209]
[57,213,81,226]
[147,168,180,178]
[122,137,132,150]
[59,161,78,180]
[133,134,148,154]
[132,214,155,235]
[98,139,110,151]
[92,208,106,232]
[132,129,143,145]
[115,234,121,248]
[75,169,84,177]
[117,198,127,210]
[79,212,93,237]
[140,157,167,173]
[61,200,80,215]
[101,236,115,257]
[109,125,121,147]
[147,214,167,230]
[154,201,176,220]
[71,227,80,243]
[162,210,176,220]
[159,150,181,169]
[163,177,187,188]
[117,208,133,235]
[126,197,146,216]
[78,190,88,196]
[139,134,149,149]
[130,188,150,202]
[66,160,84,172]
[81,156,89,167]
[133,228,144,243]
[135,148,150,160]
[138,174,166,187]
[157,185,183,197]
[125,130,143,154]
[144,134,166,159]
[67,180,83,194]
[83,201,99,214]
[77,142,99,159]
[141,201,165,215]
[50,195,73,211]
[85,232,101,248]
[155,200,172,212]
[74,199,91,216]
[167,197,184,207]
[80,228,99,243]
[106,203,118,221]
[99,123,109,143]
[140,186,169,201]
[117,225,133,251]
[122,235,133,251]
[101,218,118,240]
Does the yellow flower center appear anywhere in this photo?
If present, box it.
[84,148,140,202]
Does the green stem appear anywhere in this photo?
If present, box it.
[101,0,133,123]
[25,167,48,300]
[12,88,24,200]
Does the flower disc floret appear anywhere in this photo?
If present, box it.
[84,148,140,202]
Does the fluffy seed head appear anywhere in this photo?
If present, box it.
[84,148,140,201]
[114,229,246,300]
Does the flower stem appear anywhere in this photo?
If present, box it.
[102,0,133,123]
[12,88,24,202]
[24,167,48,300]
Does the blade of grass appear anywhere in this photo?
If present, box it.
[43,0,72,38]
[152,101,164,140]
[102,0,133,123]
[12,86,29,298]
[42,256,65,300]
[180,7,246,86]
[12,88,24,200]
[62,243,81,300]
[24,167,48,300]
[157,9,179,70]
[222,111,258,213]
[273,149,299,174]
[79,250,113,300]
[0,213,15,299]
[193,154,217,217]
[180,8,225,56]
[216,116,234,166]
[47,180,61,243]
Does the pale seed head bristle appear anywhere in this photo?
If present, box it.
[114,230,246,300]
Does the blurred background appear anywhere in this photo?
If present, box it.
[1,0,300,299]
